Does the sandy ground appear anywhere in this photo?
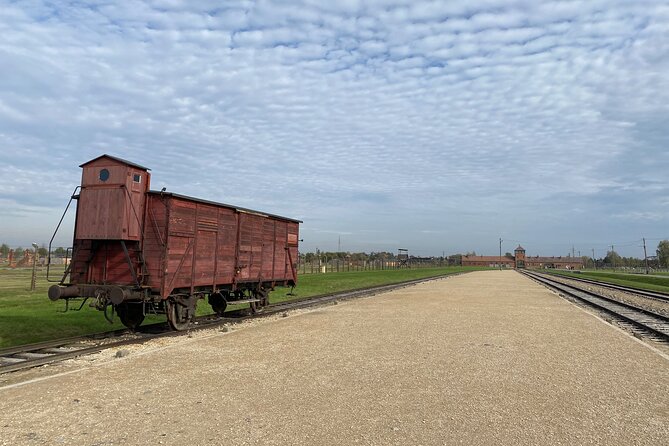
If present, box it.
[1,270,668,445]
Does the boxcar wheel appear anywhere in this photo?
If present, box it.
[208,293,227,316]
[116,303,145,331]
[166,300,192,331]
[249,300,261,314]
[249,289,269,314]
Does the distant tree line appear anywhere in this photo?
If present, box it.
[589,243,669,269]
[2,240,669,268]
[657,240,669,268]
[300,250,462,265]
[298,240,669,269]
[0,243,67,259]
[301,250,395,263]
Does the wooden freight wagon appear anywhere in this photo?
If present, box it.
[49,155,301,330]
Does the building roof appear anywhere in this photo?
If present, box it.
[79,154,150,171]
[515,245,525,251]
[462,255,514,263]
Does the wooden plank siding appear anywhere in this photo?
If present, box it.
[76,157,149,241]
[143,195,168,292]
[69,188,299,297]
[215,208,238,286]
[93,244,133,285]
[286,222,299,282]
[70,239,92,285]
[76,188,127,239]
[152,195,299,297]
[69,239,143,286]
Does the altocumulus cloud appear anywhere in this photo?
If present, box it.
[0,0,668,256]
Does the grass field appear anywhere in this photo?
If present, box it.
[547,269,669,293]
[0,264,481,348]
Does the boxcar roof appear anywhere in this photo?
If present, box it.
[80,154,151,171]
[149,191,302,223]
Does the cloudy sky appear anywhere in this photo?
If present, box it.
[1,0,668,258]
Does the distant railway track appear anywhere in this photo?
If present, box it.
[0,273,459,375]
[522,270,669,343]
[540,271,669,304]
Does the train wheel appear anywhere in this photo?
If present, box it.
[208,293,227,316]
[166,300,193,331]
[259,289,269,306]
[249,289,269,314]
[116,303,145,331]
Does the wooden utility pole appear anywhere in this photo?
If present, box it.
[30,243,38,291]
[499,238,503,270]
[592,248,596,270]
[643,237,649,274]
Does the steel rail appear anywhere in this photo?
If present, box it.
[0,323,178,375]
[539,271,669,303]
[522,270,669,342]
[1,272,460,375]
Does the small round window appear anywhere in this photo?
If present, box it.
[99,169,110,182]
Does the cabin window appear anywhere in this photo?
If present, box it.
[133,174,141,183]
[99,169,110,182]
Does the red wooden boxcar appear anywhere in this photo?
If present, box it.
[49,155,301,330]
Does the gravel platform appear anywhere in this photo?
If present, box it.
[1,270,668,445]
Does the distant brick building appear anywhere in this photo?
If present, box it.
[462,245,584,270]
[460,255,515,268]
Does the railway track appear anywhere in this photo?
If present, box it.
[540,271,669,303]
[0,325,175,375]
[0,273,456,375]
[522,270,669,343]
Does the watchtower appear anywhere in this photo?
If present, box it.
[397,249,409,268]
[514,245,526,269]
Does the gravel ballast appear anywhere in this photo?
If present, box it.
[533,272,669,316]
[1,270,668,445]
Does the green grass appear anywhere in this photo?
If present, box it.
[0,266,132,348]
[642,271,669,276]
[269,266,480,302]
[547,269,669,293]
[0,265,480,348]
